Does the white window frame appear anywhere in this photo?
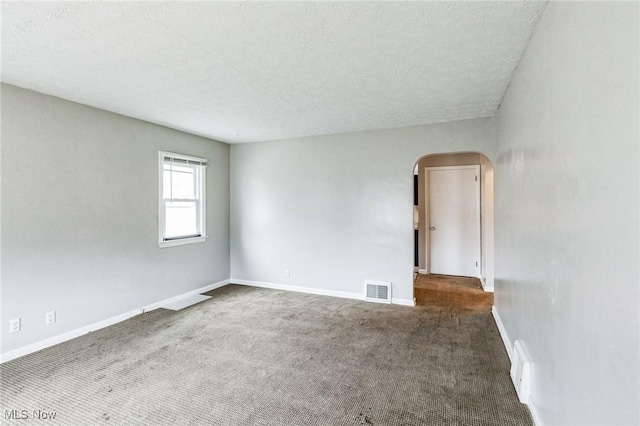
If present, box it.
[158,151,207,248]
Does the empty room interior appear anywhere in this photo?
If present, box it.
[1,1,638,425]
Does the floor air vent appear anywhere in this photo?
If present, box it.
[364,281,391,304]
[510,340,532,404]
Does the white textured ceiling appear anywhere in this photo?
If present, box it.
[1,2,545,143]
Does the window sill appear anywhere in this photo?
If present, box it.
[158,236,207,248]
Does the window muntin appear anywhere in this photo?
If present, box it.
[159,152,207,247]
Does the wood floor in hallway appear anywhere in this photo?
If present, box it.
[414,273,494,311]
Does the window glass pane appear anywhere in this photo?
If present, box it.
[163,163,196,200]
[164,201,198,238]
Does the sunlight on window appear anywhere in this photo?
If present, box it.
[159,152,207,247]
[165,202,198,238]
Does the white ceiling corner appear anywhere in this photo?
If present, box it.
[1,1,546,143]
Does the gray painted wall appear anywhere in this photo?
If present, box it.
[494,2,639,424]
[1,84,230,354]
[230,118,495,302]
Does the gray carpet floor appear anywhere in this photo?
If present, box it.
[0,284,532,425]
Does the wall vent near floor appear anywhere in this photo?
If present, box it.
[510,340,532,404]
[364,281,391,304]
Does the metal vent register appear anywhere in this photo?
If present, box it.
[364,281,391,303]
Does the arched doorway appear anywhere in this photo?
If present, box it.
[412,152,494,304]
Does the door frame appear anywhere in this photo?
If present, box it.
[425,165,481,277]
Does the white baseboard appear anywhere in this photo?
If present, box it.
[232,279,416,306]
[418,269,428,274]
[492,306,543,426]
[232,279,362,300]
[527,395,544,426]
[480,276,495,293]
[492,305,513,362]
[0,309,141,365]
[0,279,230,364]
[391,298,416,306]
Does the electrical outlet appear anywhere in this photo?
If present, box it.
[9,318,21,333]
[45,311,56,325]
[284,269,291,278]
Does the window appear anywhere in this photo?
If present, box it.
[158,151,207,247]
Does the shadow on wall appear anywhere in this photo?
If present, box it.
[413,152,495,291]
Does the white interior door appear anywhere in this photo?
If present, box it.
[428,166,480,277]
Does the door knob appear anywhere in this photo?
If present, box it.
[430,226,436,231]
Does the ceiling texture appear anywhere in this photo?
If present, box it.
[2,2,546,143]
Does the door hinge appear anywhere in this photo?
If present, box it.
[476,261,479,267]
[475,175,478,181]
